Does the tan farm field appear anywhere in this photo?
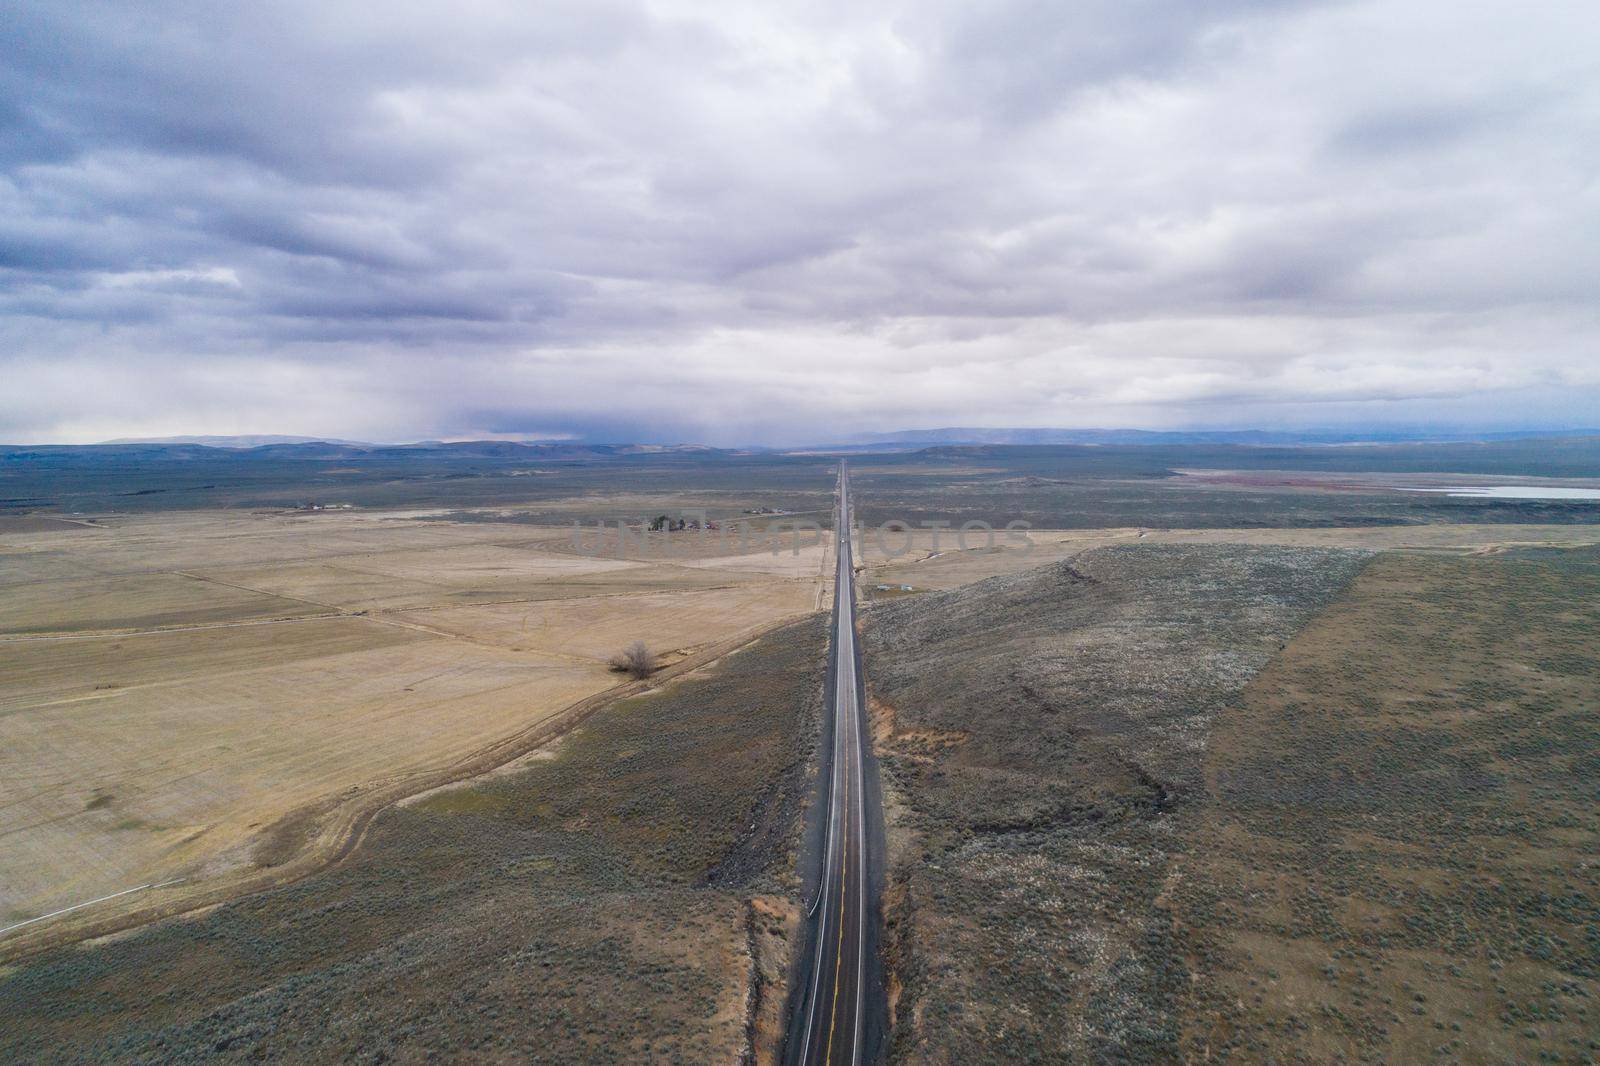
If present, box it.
[0,505,829,952]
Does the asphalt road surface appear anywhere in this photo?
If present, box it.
[787,463,884,1065]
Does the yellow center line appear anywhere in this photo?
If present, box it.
[824,738,851,1063]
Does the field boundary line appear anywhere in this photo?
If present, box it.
[0,612,345,643]
[173,569,347,612]
[0,879,185,936]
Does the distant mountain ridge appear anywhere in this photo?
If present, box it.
[99,434,375,448]
[30,428,1600,456]
[4,439,725,461]
[833,427,1600,448]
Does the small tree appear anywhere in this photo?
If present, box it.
[609,640,654,679]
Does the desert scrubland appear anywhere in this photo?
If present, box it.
[859,522,1600,593]
[862,543,1600,1062]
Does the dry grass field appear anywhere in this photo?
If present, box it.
[0,505,828,948]
[0,572,331,634]
[409,583,820,661]
[0,616,826,1063]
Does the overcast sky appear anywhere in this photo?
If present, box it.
[3,1,1597,444]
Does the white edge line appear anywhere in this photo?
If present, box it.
[797,466,848,1062]
[847,474,868,1066]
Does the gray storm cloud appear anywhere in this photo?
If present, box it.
[1,0,1597,443]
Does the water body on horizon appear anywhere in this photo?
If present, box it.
[1403,486,1600,500]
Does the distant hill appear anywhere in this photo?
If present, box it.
[6,439,728,461]
[99,434,375,448]
[832,427,1600,449]
[55,427,1600,457]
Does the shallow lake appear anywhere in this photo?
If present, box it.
[1405,485,1600,500]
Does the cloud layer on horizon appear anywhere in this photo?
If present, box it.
[2,0,1597,444]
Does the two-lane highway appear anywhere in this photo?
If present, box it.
[788,462,881,1066]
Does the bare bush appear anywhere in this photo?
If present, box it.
[609,640,655,679]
